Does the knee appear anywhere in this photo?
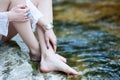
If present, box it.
[0,0,10,11]
[9,0,26,10]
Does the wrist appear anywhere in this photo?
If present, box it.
[7,11,13,22]
[42,23,54,31]
[44,28,54,33]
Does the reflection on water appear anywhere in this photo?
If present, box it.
[54,22,120,80]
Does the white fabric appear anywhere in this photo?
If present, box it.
[0,12,9,36]
[25,0,44,31]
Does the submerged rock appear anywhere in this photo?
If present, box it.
[0,41,67,80]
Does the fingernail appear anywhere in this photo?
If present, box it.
[25,5,27,7]
[26,12,31,17]
[47,46,49,49]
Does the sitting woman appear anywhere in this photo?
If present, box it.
[0,5,30,45]
[0,0,78,75]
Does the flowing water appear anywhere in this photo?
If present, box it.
[54,21,120,80]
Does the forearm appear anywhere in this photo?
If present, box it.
[37,0,57,51]
[38,0,53,26]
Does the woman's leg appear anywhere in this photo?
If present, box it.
[35,0,78,75]
[37,0,53,26]
[36,26,78,75]
[35,0,67,62]
[0,0,10,11]
[2,23,17,42]
[0,0,41,60]
[10,0,41,60]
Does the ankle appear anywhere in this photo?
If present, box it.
[29,49,41,61]
[30,48,40,55]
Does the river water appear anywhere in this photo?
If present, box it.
[52,1,120,79]
[54,21,120,80]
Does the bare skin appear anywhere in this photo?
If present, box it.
[35,0,78,74]
[0,4,29,39]
[7,5,29,22]
[0,0,66,63]
[36,0,57,52]
[37,26,78,75]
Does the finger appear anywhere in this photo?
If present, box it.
[54,41,57,52]
[20,8,30,13]
[54,43,57,52]
[25,19,29,21]
[22,15,29,22]
[25,12,31,17]
[25,7,30,13]
[25,16,29,19]
[21,19,29,22]
[50,39,57,52]
[45,37,50,49]
[17,4,27,9]
[17,5,30,13]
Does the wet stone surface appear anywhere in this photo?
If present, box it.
[0,41,67,80]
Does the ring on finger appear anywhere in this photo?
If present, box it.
[26,12,31,17]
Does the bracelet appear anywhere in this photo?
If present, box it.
[42,23,54,30]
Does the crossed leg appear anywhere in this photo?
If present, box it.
[0,0,41,60]
[36,26,78,75]
[36,0,78,75]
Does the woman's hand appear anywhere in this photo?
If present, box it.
[44,29,57,52]
[7,5,30,22]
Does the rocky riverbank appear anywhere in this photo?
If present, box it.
[0,40,67,80]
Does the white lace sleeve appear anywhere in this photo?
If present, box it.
[0,12,9,37]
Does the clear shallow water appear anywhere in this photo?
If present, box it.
[54,22,120,80]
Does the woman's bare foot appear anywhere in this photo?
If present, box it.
[40,53,78,75]
[30,48,66,63]
[29,52,66,63]
[29,43,66,62]
[56,54,67,63]
[40,48,78,75]
[48,43,67,63]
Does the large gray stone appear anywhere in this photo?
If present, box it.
[0,41,67,80]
